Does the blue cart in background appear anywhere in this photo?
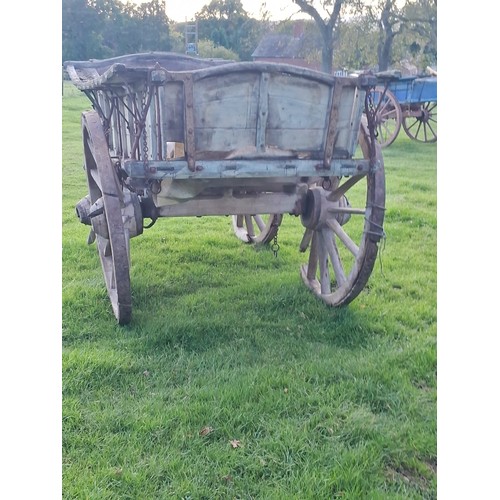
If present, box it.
[372,72,437,147]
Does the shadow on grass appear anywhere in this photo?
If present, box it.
[129,281,379,358]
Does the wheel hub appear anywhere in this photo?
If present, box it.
[300,187,351,230]
[75,192,144,240]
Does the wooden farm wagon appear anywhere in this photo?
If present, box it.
[64,52,386,324]
[370,71,437,147]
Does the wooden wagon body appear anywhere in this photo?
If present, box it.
[64,52,385,324]
[387,75,437,105]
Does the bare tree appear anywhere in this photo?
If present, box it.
[366,0,437,71]
[292,0,345,73]
[365,0,406,71]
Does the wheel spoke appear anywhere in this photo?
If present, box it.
[320,228,346,287]
[328,206,365,216]
[426,121,437,140]
[378,102,392,117]
[327,175,364,202]
[244,215,255,237]
[299,227,314,252]
[326,219,359,256]
[253,214,266,232]
[317,231,331,294]
[307,231,319,280]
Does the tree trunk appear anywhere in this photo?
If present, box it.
[318,22,335,73]
[378,34,394,71]
[322,42,334,73]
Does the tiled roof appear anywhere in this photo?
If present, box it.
[252,34,305,59]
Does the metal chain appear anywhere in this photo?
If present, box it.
[365,87,378,163]
[271,232,280,258]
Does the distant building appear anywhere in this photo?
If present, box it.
[251,22,321,71]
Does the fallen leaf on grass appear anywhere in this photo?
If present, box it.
[229,439,241,448]
[199,426,214,437]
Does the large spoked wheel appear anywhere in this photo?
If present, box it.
[232,213,283,244]
[372,86,402,148]
[299,121,385,307]
[82,110,132,325]
[402,101,437,143]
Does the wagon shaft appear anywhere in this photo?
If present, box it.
[64,52,385,324]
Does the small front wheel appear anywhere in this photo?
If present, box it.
[232,214,283,244]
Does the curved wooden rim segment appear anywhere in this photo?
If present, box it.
[374,86,402,148]
[82,110,132,325]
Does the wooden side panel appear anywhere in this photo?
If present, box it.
[161,81,185,143]
[193,72,260,154]
[158,68,363,161]
[266,73,331,151]
[333,86,365,155]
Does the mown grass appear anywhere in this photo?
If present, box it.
[62,81,436,499]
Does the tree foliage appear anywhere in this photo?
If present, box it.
[195,0,263,61]
[197,39,239,60]
[62,0,436,73]
[292,0,437,72]
[62,0,171,62]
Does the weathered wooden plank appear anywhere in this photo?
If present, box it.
[266,129,325,151]
[155,190,300,216]
[266,73,331,153]
[192,73,260,153]
[161,81,185,143]
[123,158,372,180]
[335,86,365,155]
[256,72,270,153]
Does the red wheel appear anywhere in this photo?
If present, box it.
[372,86,402,147]
[402,101,437,143]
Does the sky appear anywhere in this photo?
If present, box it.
[159,0,303,22]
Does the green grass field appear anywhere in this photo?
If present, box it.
[62,81,437,499]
